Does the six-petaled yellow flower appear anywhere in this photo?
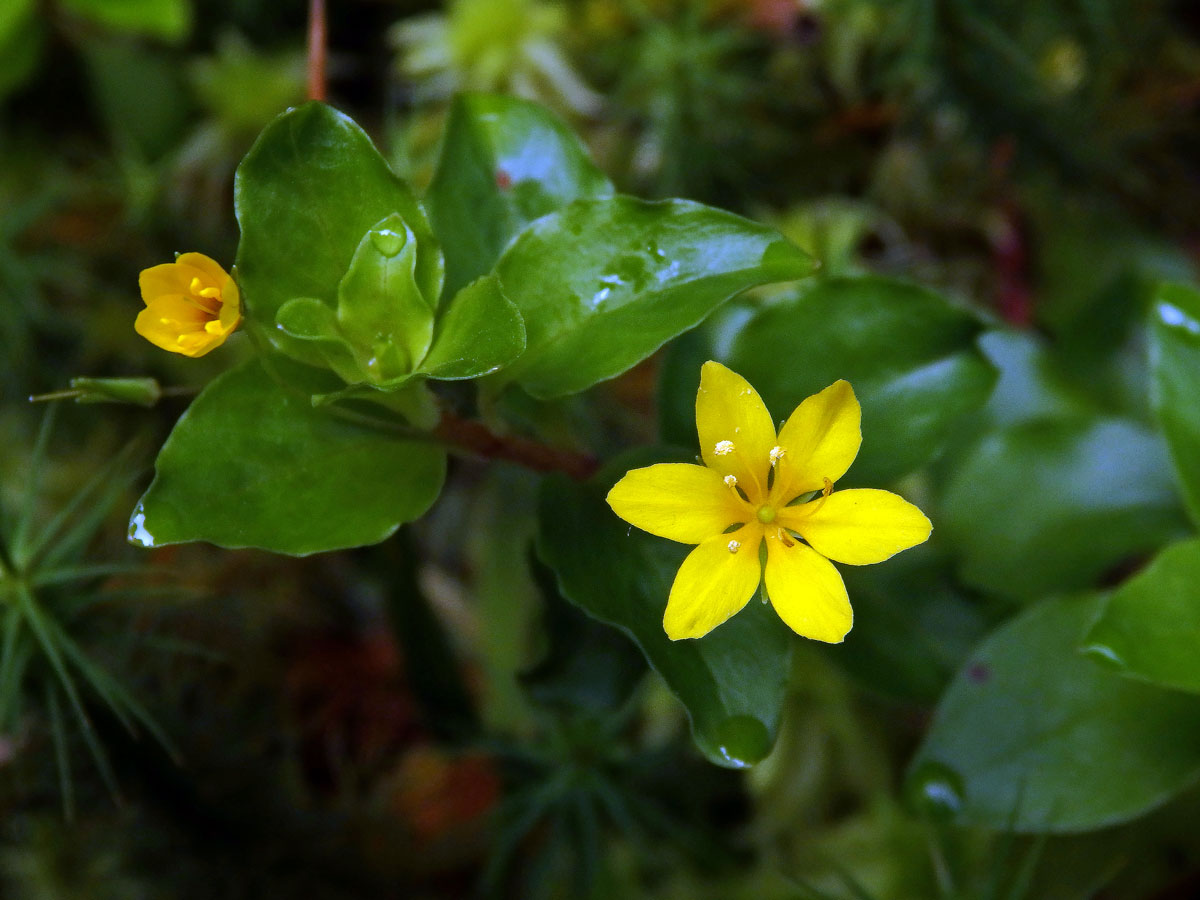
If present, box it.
[607,361,931,642]
[135,252,241,357]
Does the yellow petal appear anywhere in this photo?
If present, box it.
[779,488,931,565]
[696,361,776,503]
[764,532,852,643]
[175,252,230,289]
[771,380,861,502]
[664,524,763,639]
[607,463,750,543]
[218,276,242,327]
[139,263,193,306]
[135,297,226,358]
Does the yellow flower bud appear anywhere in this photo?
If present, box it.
[135,253,241,357]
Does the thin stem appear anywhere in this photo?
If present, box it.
[28,389,85,403]
[434,410,599,481]
[307,0,327,102]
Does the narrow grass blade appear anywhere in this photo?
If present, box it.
[0,603,24,727]
[12,404,58,566]
[18,587,122,802]
[787,878,848,900]
[27,442,140,571]
[31,563,147,589]
[46,683,76,820]
[1003,835,1049,900]
[51,623,180,762]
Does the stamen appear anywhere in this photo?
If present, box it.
[723,474,737,488]
[714,440,735,456]
[197,286,221,299]
[727,540,740,554]
[769,445,785,466]
[802,477,836,518]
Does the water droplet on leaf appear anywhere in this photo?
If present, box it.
[128,507,156,548]
[370,228,407,258]
[714,715,771,768]
[905,760,965,822]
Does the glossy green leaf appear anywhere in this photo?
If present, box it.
[1150,282,1200,527]
[234,102,442,365]
[717,277,996,485]
[1084,539,1200,694]
[910,594,1200,832]
[426,93,614,296]
[335,214,434,369]
[130,357,446,555]
[419,274,525,380]
[495,196,813,398]
[277,214,434,387]
[941,417,1187,600]
[62,0,190,40]
[974,329,1091,429]
[536,452,793,768]
[834,543,987,703]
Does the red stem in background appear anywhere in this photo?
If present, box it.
[307,0,327,102]
[990,137,1033,327]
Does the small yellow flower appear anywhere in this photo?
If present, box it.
[607,361,932,642]
[135,253,242,357]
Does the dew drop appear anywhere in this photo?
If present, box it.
[714,715,771,768]
[128,507,156,548]
[904,760,965,822]
[1081,642,1126,669]
[370,227,407,258]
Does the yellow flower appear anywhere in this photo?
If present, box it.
[135,253,242,357]
[607,361,932,642]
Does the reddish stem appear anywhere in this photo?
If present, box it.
[434,411,599,481]
[989,138,1033,327]
[307,0,327,102]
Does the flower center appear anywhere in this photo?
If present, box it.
[187,277,222,316]
[756,504,776,524]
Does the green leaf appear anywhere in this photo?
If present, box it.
[834,543,988,703]
[910,594,1200,832]
[941,416,1188,600]
[419,274,526,380]
[235,102,442,365]
[721,277,997,485]
[536,452,793,768]
[1083,539,1200,694]
[427,93,614,296]
[61,0,190,40]
[277,214,435,386]
[130,357,446,555]
[973,329,1091,429]
[335,214,434,371]
[1149,282,1200,527]
[495,196,814,398]
[0,0,33,45]
[0,12,41,101]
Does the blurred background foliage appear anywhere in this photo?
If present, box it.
[5,0,1200,897]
